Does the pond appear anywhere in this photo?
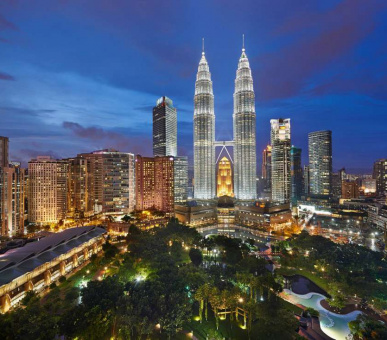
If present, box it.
[284,290,361,340]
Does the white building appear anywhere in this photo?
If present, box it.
[193,46,216,199]
[233,43,257,200]
[271,119,291,203]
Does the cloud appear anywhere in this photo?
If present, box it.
[15,149,62,162]
[62,121,151,155]
[255,0,387,101]
[0,14,17,31]
[0,71,14,80]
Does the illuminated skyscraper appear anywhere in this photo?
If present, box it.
[0,163,26,236]
[135,155,175,212]
[290,146,303,205]
[193,43,215,199]
[174,156,188,203]
[373,159,387,195]
[28,156,68,224]
[262,145,272,195]
[217,157,233,197]
[153,96,177,157]
[0,136,9,168]
[73,150,135,215]
[308,130,332,197]
[271,119,291,203]
[233,39,257,199]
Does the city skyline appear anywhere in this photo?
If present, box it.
[1,1,387,173]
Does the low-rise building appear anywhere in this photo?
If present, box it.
[235,201,292,230]
[368,204,387,230]
[0,226,106,313]
[174,201,217,226]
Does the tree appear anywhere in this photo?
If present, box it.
[189,248,203,266]
[349,314,387,340]
[81,276,124,312]
[209,287,222,330]
[195,283,212,322]
[102,241,119,259]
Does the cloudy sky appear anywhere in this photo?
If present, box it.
[0,0,386,173]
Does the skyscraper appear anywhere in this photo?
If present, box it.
[0,137,9,234]
[233,40,257,199]
[193,45,215,199]
[303,165,310,197]
[0,163,26,236]
[174,156,188,203]
[0,136,9,168]
[135,155,175,212]
[262,145,272,195]
[28,156,68,224]
[217,156,233,197]
[270,119,291,203]
[308,130,332,197]
[153,96,177,157]
[373,159,387,195]
[73,150,135,215]
[290,146,303,205]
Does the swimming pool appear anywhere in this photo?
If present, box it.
[283,289,362,340]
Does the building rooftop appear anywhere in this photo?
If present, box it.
[0,226,106,286]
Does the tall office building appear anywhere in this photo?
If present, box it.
[331,172,341,199]
[373,159,387,195]
[153,96,177,157]
[0,137,9,235]
[28,156,68,224]
[153,94,188,204]
[155,157,175,212]
[0,137,9,168]
[0,163,26,236]
[290,146,303,205]
[233,43,257,199]
[67,156,92,216]
[135,155,174,212]
[72,150,135,215]
[174,156,188,203]
[262,145,272,194]
[308,130,332,197]
[217,156,233,197]
[193,47,216,199]
[303,165,310,196]
[270,119,291,203]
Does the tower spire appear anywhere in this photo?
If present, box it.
[202,37,205,55]
[242,34,245,52]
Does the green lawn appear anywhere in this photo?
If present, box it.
[276,267,330,293]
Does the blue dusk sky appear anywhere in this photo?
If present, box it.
[0,0,386,173]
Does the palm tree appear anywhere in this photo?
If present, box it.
[194,283,212,322]
[194,285,205,323]
[209,287,221,330]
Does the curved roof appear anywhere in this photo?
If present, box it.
[0,226,106,286]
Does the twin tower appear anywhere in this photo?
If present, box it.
[194,40,257,200]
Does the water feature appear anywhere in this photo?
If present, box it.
[284,289,362,340]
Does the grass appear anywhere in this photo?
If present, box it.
[179,311,252,340]
[276,267,330,293]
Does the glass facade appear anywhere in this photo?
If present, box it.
[233,48,257,199]
[193,51,215,199]
[271,119,291,203]
[153,96,177,157]
[308,130,332,197]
